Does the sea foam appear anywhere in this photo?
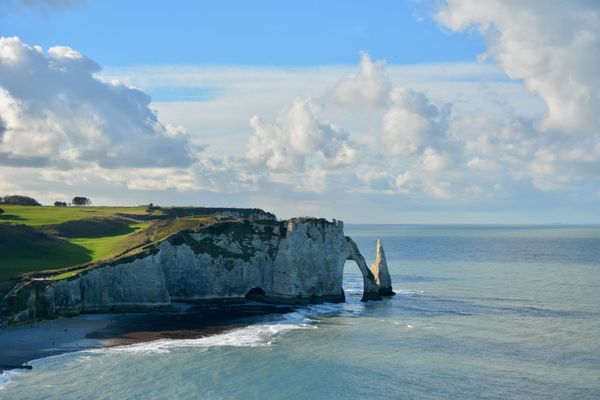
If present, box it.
[0,370,20,391]
[0,301,354,391]
[92,308,323,355]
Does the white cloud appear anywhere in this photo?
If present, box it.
[467,157,498,172]
[102,61,537,159]
[247,97,357,172]
[419,147,454,173]
[330,52,391,108]
[435,1,600,195]
[382,88,451,156]
[2,8,600,223]
[436,0,600,134]
[0,36,195,168]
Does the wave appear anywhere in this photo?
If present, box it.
[90,305,333,355]
[90,301,357,355]
[0,369,21,391]
[394,288,424,295]
[0,300,358,391]
[0,312,316,390]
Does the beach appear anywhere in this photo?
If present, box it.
[0,302,294,373]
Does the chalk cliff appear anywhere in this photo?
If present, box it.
[1,217,391,325]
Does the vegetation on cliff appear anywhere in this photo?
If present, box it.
[0,205,276,299]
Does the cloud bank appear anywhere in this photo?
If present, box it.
[437,0,600,134]
[0,37,195,168]
[1,0,598,221]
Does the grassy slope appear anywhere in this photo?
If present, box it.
[0,224,92,281]
[0,206,152,281]
[68,222,149,260]
[0,205,150,226]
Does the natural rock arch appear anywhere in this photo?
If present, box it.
[345,237,381,301]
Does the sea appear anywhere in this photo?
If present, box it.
[1,224,599,399]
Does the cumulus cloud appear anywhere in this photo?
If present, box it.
[382,88,451,156]
[247,97,357,172]
[0,37,195,168]
[436,0,600,134]
[435,0,600,195]
[2,1,599,220]
[391,146,458,200]
[330,52,391,108]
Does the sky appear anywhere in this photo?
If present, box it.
[0,0,598,223]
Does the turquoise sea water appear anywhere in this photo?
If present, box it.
[2,225,599,399]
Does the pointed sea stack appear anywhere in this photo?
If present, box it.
[370,239,395,296]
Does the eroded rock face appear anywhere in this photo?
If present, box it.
[37,258,171,316]
[1,218,390,324]
[370,240,395,296]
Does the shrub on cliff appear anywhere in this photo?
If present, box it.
[146,203,161,214]
[72,196,91,207]
[0,195,41,206]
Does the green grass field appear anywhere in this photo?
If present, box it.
[0,205,150,226]
[0,206,154,282]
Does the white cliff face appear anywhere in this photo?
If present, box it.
[370,240,395,296]
[1,218,389,324]
[269,220,349,302]
[37,257,170,316]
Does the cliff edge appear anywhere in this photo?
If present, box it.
[0,216,392,326]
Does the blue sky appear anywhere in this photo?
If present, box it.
[0,1,598,223]
[1,0,485,66]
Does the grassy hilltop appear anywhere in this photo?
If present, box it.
[0,205,253,295]
[0,206,154,281]
[0,204,275,299]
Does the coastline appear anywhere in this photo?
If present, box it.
[0,302,294,375]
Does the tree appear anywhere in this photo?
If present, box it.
[54,201,67,207]
[0,195,41,206]
[72,196,91,207]
[146,203,161,214]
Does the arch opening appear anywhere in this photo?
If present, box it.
[245,286,266,301]
[345,237,381,301]
[342,260,365,302]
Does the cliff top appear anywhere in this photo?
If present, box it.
[0,204,343,299]
[0,205,275,295]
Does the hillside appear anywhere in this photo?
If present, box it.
[0,207,153,284]
[0,205,276,297]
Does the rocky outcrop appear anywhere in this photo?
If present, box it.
[370,240,395,296]
[1,217,390,325]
